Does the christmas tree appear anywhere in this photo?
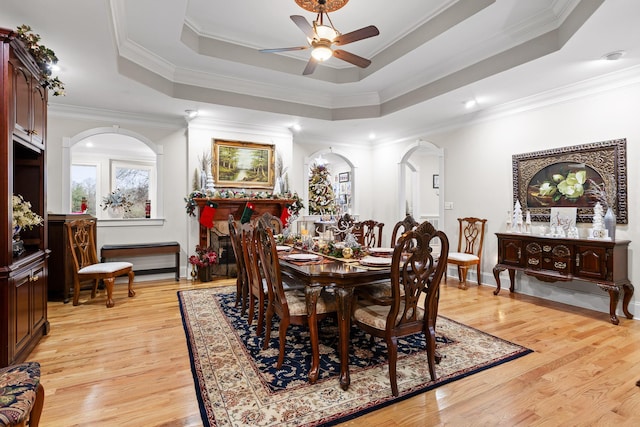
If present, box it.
[308,163,337,215]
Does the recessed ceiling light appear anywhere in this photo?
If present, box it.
[291,123,301,132]
[185,109,198,119]
[464,99,477,109]
[602,50,625,61]
[368,132,376,140]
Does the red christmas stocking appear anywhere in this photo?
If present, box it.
[280,204,291,228]
[199,202,218,228]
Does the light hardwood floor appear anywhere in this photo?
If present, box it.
[27,277,640,426]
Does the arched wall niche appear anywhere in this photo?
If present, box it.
[398,139,444,230]
[61,125,164,216]
[303,148,357,216]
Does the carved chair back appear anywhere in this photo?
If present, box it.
[390,214,420,247]
[353,220,385,248]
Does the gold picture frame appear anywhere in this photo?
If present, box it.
[212,140,275,189]
[512,139,627,224]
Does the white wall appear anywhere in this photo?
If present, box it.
[391,80,639,318]
[45,78,639,319]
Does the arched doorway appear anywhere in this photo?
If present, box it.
[398,140,444,229]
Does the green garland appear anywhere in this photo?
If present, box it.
[16,25,65,96]
[184,189,304,217]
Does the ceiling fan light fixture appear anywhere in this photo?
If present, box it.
[311,43,333,61]
[315,24,337,41]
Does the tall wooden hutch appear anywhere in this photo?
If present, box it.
[0,28,49,367]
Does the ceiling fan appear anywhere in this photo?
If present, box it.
[259,0,380,75]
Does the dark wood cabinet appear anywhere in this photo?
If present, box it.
[48,214,97,302]
[10,51,46,150]
[493,233,633,325]
[1,28,49,367]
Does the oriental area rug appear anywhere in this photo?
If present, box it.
[178,287,532,427]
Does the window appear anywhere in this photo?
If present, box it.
[71,164,97,215]
[112,161,154,218]
[70,131,158,219]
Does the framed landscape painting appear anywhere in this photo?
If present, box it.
[212,140,275,189]
[512,139,627,223]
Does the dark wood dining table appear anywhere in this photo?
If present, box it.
[279,252,390,390]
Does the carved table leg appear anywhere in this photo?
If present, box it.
[336,287,354,391]
[508,269,516,293]
[622,283,635,319]
[305,286,322,384]
[597,283,620,325]
[493,267,516,296]
[493,266,504,295]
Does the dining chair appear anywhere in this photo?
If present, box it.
[390,214,420,247]
[255,222,337,369]
[353,220,385,248]
[240,222,267,336]
[332,213,355,241]
[228,215,248,314]
[257,212,283,234]
[446,217,487,290]
[351,227,449,397]
[0,361,44,427]
[65,218,135,308]
[356,219,437,305]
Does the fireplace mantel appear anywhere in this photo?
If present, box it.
[195,198,293,247]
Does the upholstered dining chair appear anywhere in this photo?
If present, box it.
[240,222,267,336]
[255,222,337,369]
[65,218,135,308]
[351,227,449,397]
[0,361,44,427]
[390,214,420,247]
[356,219,437,305]
[228,215,248,314]
[446,217,487,290]
[353,220,385,248]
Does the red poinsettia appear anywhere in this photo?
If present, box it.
[188,245,218,267]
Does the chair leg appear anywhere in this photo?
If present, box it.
[235,277,242,307]
[104,277,115,308]
[425,324,438,381]
[476,264,482,286]
[277,318,290,369]
[262,304,274,350]
[387,336,399,397]
[28,383,45,427]
[458,266,469,290]
[73,278,81,306]
[256,292,265,336]
[91,279,99,298]
[247,293,256,326]
[127,271,136,297]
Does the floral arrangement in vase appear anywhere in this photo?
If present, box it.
[101,188,133,213]
[12,194,44,235]
[189,245,218,267]
[188,245,219,282]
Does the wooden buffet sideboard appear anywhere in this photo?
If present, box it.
[493,233,633,325]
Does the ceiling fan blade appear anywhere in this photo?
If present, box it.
[333,25,379,46]
[333,49,372,68]
[302,57,319,75]
[291,15,316,40]
[259,46,309,53]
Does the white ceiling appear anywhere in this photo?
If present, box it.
[3,0,639,145]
